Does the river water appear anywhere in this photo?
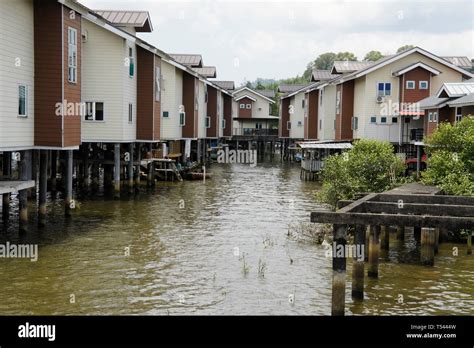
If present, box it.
[0,161,473,315]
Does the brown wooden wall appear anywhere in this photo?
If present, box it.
[401,67,431,104]
[137,46,155,141]
[182,72,196,138]
[280,98,290,138]
[34,0,64,147]
[237,97,253,118]
[306,90,319,140]
[62,5,81,147]
[335,81,354,140]
[206,86,217,138]
[223,94,232,137]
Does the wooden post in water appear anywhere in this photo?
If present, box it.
[50,150,57,193]
[135,143,141,188]
[127,143,134,192]
[2,152,11,222]
[90,144,99,192]
[65,150,73,217]
[352,224,365,300]
[38,150,48,227]
[467,231,472,255]
[380,225,389,253]
[114,143,121,198]
[331,224,347,316]
[413,226,421,243]
[364,226,369,261]
[396,225,405,240]
[19,150,31,233]
[368,225,381,278]
[420,227,435,266]
[434,228,440,254]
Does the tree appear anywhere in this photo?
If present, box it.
[422,116,474,196]
[364,50,383,61]
[396,45,415,53]
[335,52,357,61]
[316,140,406,208]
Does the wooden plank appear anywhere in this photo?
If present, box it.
[369,193,474,205]
[355,201,474,217]
[338,193,377,213]
[311,210,473,229]
[0,181,36,195]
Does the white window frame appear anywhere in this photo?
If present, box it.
[18,85,28,117]
[351,116,358,130]
[84,101,105,122]
[179,112,186,127]
[433,111,438,123]
[128,47,134,78]
[68,27,77,83]
[428,112,433,122]
[128,103,133,123]
[455,108,462,124]
[155,67,161,101]
[239,104,245,109]
[246,104,252,109]
[406,80,415,89]
[419,81,428,90]
[377,82,391,97]
[370,116,377,124]
[205,116,211,129]
[222,119,226,129]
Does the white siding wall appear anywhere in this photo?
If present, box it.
[198,80,207,138]
[319,85,336,141]
[233,89,273,118]
[81,21,125,142]
[160,60,182,139]
[289,93,305,139]
[122,40,137,141]
[0,0,35,149]
[217,91,224,138]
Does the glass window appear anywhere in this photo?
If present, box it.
[370,116,377,123]
[419,81,428,89]
[378,83,391,96]
[85,102,104,121]
[246,104,252,109]
[406,80,415,89]
[222,119,226,129]
[239,104,245,109]
[428,112,433,122]
[179,112,185,126]
[128,47,134,77]
[18,85,27,117]
[352,117,358,130]
[433,112,438,122]
[163,111,169,118]
[392,117,398,123]
[155,67,161,101]
[205,116,211,128]
[287,121,291,130]
[381,117,387,123]
[68,28,77,83]
[128,103,133,123]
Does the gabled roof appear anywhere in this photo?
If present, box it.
[94,10,153,32]
[447,93,474,107]
[233,87,275,103]
[213,81,235,91]
[436,82,474,97]
[441,56,473,70]
[234,94,257,102]
[311,69,340,81]
[392,61,441,76]
[192,66,216,78]
[278,84,311,93]
[417,96,450,110]
[331,60,374,74]
[337,47,474,84]
[169,54,203,68]
[258,89,276,98]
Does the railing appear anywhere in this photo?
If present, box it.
[410,128,424,141]
[301,159,325,172]
[233,128,279,136]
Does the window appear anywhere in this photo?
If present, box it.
[84,102,104,121]
[239,104,245,109]
[380,117,387,124]
[351,116,358,130]
[222,119,226,129]
[406,80,415,89]
[433,112,438,122]
[163,111,169,118]
[68,27,77,83]
[246,104,252,109]
[287,121,291,130]
[179,112,185,126]
[155,67,161,101]
[205,116,211,128]
[392,117,398,123]
[428,112,433,122]
[377,83,391,96]
[455,114,462,124]
[256,123,263,129]
[128,103,133,123]
[297,121,302,126]
[370,116,377,124]
[319,119,322,130]
[419,81,428,90]
[302,99,305,108]
[319,89,324,106]
[128,47,134,77]
[405,117,410,123]
[205,91,208,103]
[336,90,341,114]
[18,85,28,117]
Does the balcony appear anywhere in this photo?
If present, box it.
[409,128,424,142]
[233,128,279,138]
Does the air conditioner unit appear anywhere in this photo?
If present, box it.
[376,96,385,103]
[81,29,88,43]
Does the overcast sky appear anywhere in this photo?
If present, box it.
[81,0,473,85]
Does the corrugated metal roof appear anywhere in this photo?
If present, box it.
[442,56,472,69]
[440,82,474,97]
[192,66,216,78]
[298,142,353,150]
[418,96,449,109]
[331,60,374,73]
[278,84,310,93]
[213,81,235,90]
[169,54,203,67]
[94,10,153,32]
[448,93,474,106]
[312,69,340,81]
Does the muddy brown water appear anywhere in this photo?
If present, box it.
[0,162,472,315]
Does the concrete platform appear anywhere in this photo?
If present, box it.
[0,180,35,195]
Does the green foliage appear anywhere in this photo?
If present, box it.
[364,50,383,61]
[335,52,357,61]
[396,45,415,53]
[303,52,357,80]
[316,140,406,208]
[422,116,474,196]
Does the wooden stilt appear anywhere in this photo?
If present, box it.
[114,143,121,198]
[19,150,31,233]
[50,150,57,193]
[38,150,48,227]
[396,225,405,240]
[414,226,421,243]
[135,143,141,188]
[65,150,73,217]
[467,230,472,255]
[434,228,440,254]
[352,224,365,300]
[368,225,381,278]
[331,224,347,316]
[364,226,369,261]
[128,143,134,192]
[380,225,389,252]
[91,144,100,192]
[2,152,11,222]
[420,227,435,266]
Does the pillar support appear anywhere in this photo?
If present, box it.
[420,227,435,266]
[114,143,121,198]
[331,224,347,316]
[38,150,48,227]
[127,143,134,192]
[351,224,365,300]
[65,150,73,217]
[19,150,31,232]
[368,225,381,278]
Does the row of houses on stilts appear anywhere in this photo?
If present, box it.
[278,47,474,177]
[0,0,279,231]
